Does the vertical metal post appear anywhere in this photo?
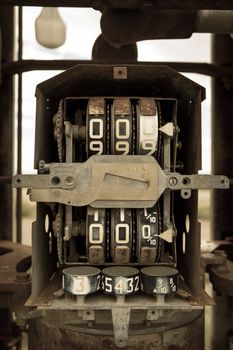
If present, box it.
[0,6,15,346]
[212,34,233,240]
[16,6,22,243]
[211,34,233,350]
[0,6,14,240]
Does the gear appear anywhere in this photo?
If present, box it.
[53,100,64,162]
[52,204,63,264]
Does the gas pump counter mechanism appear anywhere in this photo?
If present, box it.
[14,65,229,347]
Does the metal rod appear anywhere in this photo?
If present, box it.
[16,6,22,243]
[2,59,233,79]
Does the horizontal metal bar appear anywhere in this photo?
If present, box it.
[19,173,228,191]
[2,60,233,79]
[167,174,230,190]
[13,157,229,208]
[1,1,233,10]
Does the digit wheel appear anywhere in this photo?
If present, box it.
[62,266,101,296]
[102,266,140,296]
[141,266,178,296]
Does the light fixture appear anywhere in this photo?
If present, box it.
[35,7,66,49]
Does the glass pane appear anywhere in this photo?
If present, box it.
[22,70,62,173]
[138,34,211,62]
[23,7,101,60]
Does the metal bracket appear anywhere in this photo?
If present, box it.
[147,309,164,320]
[13,155,229,208]
[111,307,130,347]
[82,310,95,321]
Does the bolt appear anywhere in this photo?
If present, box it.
[16,272,30,282]
[39,160,45,172]
[169,177,178,186]
[65,176,74,186]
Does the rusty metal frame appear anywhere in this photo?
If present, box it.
[0,1,233,10]
[2,60,233,81]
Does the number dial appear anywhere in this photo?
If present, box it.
[86,207,106,264]
[137,98,159,156]
[62,266,101,296]
[102,266,140,295]
[87,97,106,157]
[140,266,178,295]
[111,208,132,264]
[111,98,132,155]
[136,206,159,264]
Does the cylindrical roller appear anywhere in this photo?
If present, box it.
[141,266,178,295]
[62,266,101,296]
[102,266,139,296]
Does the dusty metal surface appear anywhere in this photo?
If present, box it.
[0,240,31,313]
[0,240,31,292]
[28,310,204,350]
[112,307,130,347]
[209,260,233,297]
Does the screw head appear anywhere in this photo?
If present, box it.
[65,176,74,186]
[169,177,178,186]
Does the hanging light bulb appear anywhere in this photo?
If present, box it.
[35,7,66,49]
